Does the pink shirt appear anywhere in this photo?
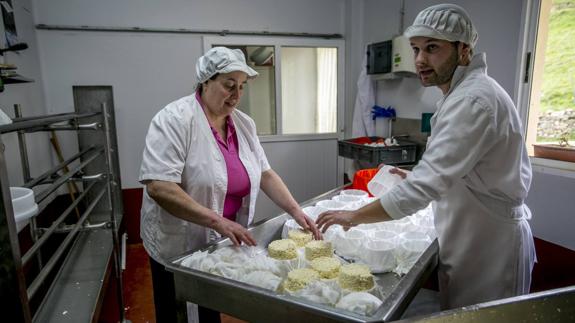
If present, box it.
[196,92,251,221]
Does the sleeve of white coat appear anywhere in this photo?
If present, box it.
[380,95,498,219]
[139,108,189,183]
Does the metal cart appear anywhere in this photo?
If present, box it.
[166,187,438,323]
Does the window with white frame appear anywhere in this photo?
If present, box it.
[206,37,343,137]
[521,0,575,156]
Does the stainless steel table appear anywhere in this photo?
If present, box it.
[166,187,438,322]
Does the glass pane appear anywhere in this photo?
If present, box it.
[528,0,575,150]
[213,45,277,135]
[281,47,338,134]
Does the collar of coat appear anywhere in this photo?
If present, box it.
[444,52,488,98]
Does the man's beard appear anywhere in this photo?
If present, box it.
[420,49,459,88]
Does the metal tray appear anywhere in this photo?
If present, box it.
[166,187,438,323]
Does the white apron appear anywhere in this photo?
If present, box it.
[434,181,536,309]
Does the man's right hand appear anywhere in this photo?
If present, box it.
[211,217,257,247]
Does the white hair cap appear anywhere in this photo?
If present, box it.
[195,47,258,89]
[404,4,478,48]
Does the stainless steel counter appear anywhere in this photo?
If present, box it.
[165,187,438,323]
[397,285,575,322]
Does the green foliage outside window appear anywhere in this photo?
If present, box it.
[539,0,575,141]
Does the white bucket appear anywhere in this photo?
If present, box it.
[367,166,403,198]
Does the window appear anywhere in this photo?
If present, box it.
[206,37,343,137]
[281,47,338,134]
[521,0,575,155]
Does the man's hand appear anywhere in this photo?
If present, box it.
[292,210,322,240]
[316,210,357,233]
[378,163,408,179]
[211,217,257,246]
[389,167,408,179]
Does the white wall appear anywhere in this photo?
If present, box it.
[33,0,346,189]
[256,139,338,222]
[527,169,575,250]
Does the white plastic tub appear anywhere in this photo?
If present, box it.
[10,187,38,232]
[316,200,347,211]
[367,166,403,198]
[339,189,369,199]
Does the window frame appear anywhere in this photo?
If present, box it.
[203,36,345,143]
[516,0,575,171]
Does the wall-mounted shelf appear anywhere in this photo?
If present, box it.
[0,64,34,85]
[2,74,34,84]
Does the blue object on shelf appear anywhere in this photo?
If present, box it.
[371,105,396,120]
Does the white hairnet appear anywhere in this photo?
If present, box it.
[195,47,258,90]
[404,4,478,48]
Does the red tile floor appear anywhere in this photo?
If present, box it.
[123,243,246,323]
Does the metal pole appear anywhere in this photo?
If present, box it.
[36,23,343,39]
[22,181,98,265]
[0,111,100,134]
[0,136,32,322]
[27,186,107,299]
[14,105,31,182]
[14,104,43,269]
[101,103,127,322]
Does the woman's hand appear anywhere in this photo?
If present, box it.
[291,210,322,240]
[211,217,257,247]
[316,210,358,233]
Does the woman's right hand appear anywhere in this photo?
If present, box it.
[211,217,257,247]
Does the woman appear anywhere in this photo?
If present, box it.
[139,47,320,322]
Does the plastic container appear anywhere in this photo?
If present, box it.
[334,230,365,259]
[367,165,403,198]
[340,189,369,199]
[10,187,38,231]
[332,195,363,210]
[316,200,346,210]
[351,168,378,195]
[363,240,397,273]
[332,194,363,204]
[371,229,399,243]
[281,219,303,239]
[10,187,39,233]
[398,231,431,243]
[379,221,411,234]
[302,205,328,222]
[394,240,430,274]
[338,137,417,164]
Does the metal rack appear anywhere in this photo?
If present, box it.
[0,90,125,322]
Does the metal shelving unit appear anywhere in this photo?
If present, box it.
[0,89,126,322]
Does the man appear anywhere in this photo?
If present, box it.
[317,3,536,309]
